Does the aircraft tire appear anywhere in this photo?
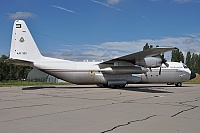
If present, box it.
[103,84,108,88]
[175,82,182,87]
[119,84,126,88]
[97,84,109,88]
[110,84,126,89]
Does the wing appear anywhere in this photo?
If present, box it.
[99,47,177,65]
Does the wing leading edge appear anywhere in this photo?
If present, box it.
[99,47,177,65]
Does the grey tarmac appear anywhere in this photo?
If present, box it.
[0,84,200,133]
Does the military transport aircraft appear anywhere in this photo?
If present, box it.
[6,20,196,88]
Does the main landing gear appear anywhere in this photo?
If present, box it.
[109,84,126,89]
[167,82,182,87]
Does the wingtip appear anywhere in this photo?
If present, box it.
[156,47,178,50]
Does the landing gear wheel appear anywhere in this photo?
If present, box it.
[110,84,126,89]
[175,82,182,87]
[119,84,126,88]
[110,85,117,89]
[96,84,109,88]
[102,84,108,88]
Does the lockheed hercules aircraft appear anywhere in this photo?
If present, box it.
[6,20,196,88]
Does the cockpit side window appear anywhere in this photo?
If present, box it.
[183,64,188,68]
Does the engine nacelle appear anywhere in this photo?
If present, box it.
[135,57,162,68]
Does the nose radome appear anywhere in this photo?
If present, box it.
[190,72,196,80]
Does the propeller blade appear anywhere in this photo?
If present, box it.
[158,53,168,75]
[159,66,161,75]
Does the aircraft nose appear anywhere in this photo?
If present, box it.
[190,72,196,80]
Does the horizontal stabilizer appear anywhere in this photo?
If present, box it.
[5,58,34,67]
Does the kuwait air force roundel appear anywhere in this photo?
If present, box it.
[20,37,25,42]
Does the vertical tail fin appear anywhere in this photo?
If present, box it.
[10,20,42,62]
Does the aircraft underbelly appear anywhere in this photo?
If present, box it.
[62,72,142,84]
[69,72,121,84]
[75,72,101,84]
[49,71,105,84]
[45,69,190,84]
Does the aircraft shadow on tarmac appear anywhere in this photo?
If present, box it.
[115,86,173,93]
[22,86,95,90]
[117,84,193,93]
[22,86,57,90]
[22,85,175,93]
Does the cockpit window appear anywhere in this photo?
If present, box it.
[183,64,188,68]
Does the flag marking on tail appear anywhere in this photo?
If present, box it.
[16,24,21,28]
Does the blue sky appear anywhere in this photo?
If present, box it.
[1,0,200,61]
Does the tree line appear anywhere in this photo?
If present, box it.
[170,47,200,74]
[0,55,31,81]
[185,52,200,74]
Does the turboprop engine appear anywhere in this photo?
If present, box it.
[135,57,162,68]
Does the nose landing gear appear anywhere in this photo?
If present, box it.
[175,82,182,87]
[167,82,182,87]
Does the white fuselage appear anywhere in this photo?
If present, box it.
[33,57,191,85]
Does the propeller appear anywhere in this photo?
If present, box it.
[159,54,169,75]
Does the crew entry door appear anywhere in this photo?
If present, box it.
[88,71,95,83]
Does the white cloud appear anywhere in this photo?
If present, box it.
[42,35,200,62]
[185,33,199,38]
[52,5,76,14]
[87,41,142,52]
[42,50,73,60]
[61,50,73,56]
[8,12,36,20]
[91,0,122,11]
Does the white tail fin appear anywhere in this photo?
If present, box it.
[10,20,42,62]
